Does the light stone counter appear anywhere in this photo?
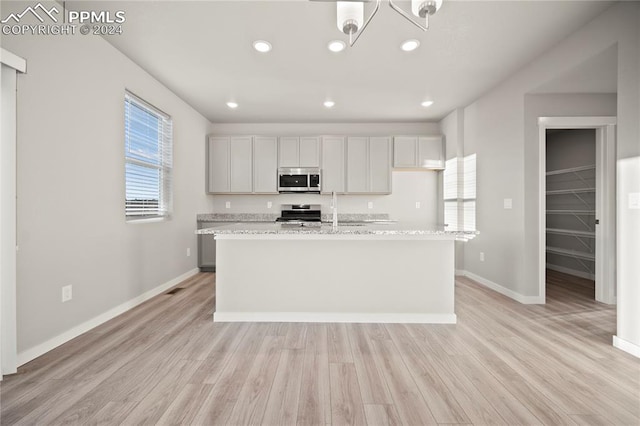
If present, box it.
[196,222,477,241]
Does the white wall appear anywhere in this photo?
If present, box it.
[450,2,639,354]
[2,11,213,358]
[208,122,442,226]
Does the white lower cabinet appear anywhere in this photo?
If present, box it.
[346,136,391,194]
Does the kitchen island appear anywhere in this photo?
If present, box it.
[197,223,476,324]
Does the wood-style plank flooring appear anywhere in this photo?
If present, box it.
[1,271,638,425]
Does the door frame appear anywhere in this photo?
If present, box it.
[538,116,617,304]
[1,49,26,379]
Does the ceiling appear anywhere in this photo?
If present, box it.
[81,0,614,123]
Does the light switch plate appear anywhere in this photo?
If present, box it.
[225,201,231,209]
[629,192,640,210]
[368,201,373,209]
[504,198,513,209]
[415,202,421,209]
[267,201,273,209]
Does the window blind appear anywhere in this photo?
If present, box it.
[124,92,173,219]
[463,154,476,231]
[443,157,459,231]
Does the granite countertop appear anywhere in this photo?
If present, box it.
[196,221,478,241]
[197,212,391,223]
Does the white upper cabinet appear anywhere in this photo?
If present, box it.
[278,136,320,167]
[346,137,369,193]
[207,135,258,194]
[278,137,299,167]
[229,136,253,193]
[418,136,445,169]
[253,136,278,193]
[321,136,345,193]
[346,136,392,194]
[369,137,392,193]
[393,136,418,168]
[208,136,230,193]
[393,135,445,170]
[300,137,321,167]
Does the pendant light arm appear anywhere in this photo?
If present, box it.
[348,0,381,46]
[388,0,429,31]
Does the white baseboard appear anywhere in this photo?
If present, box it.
[546,263,595,281]
[613,335,640,358]
[17,268,199,367]
[214,312,457,324]
[459,270,544,304]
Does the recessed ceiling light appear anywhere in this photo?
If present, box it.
[421,101,434,107]
[324,100,335,108]
[226,102,239,109]
[327,40,346,53]
[401,39,420,52]
[253,40,272,53]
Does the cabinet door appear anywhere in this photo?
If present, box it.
[369,137,391,193]
[229,136,253,192]
[321,136,345,193]
[300,137,321,167]
[418,136,445,169]
[253,136,278,193]
[208,136,230,193]
[278,137,299,167]
[198,222,219,269]
[393,136,418,168]
[346,137,369,193]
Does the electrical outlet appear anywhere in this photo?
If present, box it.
[415,201,421,209]
[267,201,273,209]
[480,252,485,262]
[504,198,513,209]
[367,201,373,209]
[186,248,191,257]
[62,285,72,302]
[225,201,231,209]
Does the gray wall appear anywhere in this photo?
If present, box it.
[2,17,213,354]
[449,2,639,350]
[208,122,442,226]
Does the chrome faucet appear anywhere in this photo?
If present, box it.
[331,191,338,230]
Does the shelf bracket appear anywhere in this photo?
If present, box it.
[571,213,593,231]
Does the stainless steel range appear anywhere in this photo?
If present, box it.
[275,204,322,227]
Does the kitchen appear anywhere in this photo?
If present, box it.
[197,131,477,322]
[1,0,639,423]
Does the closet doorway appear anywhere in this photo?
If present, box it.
[538,117,616,305]
[545,129,597,299]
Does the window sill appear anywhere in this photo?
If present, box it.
[126,216,169,224]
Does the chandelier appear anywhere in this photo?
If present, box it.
[324,0,443,47]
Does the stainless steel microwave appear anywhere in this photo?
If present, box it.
[278,167,321,193]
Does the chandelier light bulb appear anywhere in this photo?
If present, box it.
[337,1,364,35]
[411,0,443,18]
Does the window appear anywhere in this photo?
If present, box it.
[442,154,476,232]
[463,154,476,231]
[124,92,172,220]
[443,157,459,231]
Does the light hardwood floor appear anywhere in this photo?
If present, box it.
[1,272,638,425]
